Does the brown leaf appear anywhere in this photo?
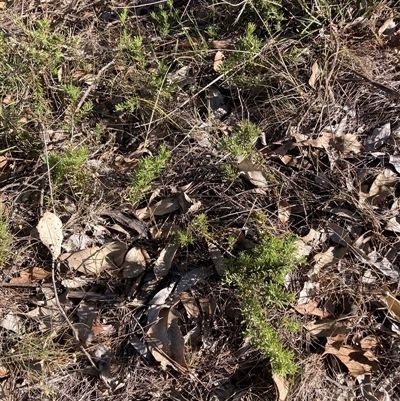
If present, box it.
[175,266,215,295]
[10,270,31,284]
[272,373,289,401]
[367,122,391,149]
[10,267,51,284]
[293,300,330,318]
[180,292,200,318]
[213,50,224,71]
[154,244,179,279]
[306,132,361,155]
[0,155,8,169]
[2,93,12,105]
[121,247,147,278]
[294,239,312,258]
[305,318,350,337]
[313,246,348,271]
[324,342,378,377]
[210,39,235,49]
[381,288,400,322]
[359,335,378,351]
[177,191,201,214]
[136,197,180,220]
[237,157,269,188]
[147,307,188,372]
[199,297,216,344]
[31,267,52,280]
[100,209,148,238]
[112,154,139,171]
[308,61,320,89]
[60,242,127,275]
[37,211,63,258]
[360,171,398,206]
[378,17,396,36]
[0,312,22,334]
[0,365,8,379]
[386,216,400,233]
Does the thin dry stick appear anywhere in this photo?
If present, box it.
[0,282,54,288]
[75,60,115,112]
[350,69,400,99]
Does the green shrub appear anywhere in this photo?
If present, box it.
[47,147,89,190]
[225,233,302,376]
[129,145,171,205]
[0,205,11,267]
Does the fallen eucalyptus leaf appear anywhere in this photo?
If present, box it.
[313,246,348,271]
[122,247,147,278]
[0,312,22,334]
[360,171,398,206]
[180,292,200,319]
[324,340,378,377]
[306,132,362,155]
[147,307,188,372]
[308,61,320,89]
[128,335,152,360]
[37,211,63,258]
[327,221,351,246]
[367,122,391,150]
[293,300,330,318]
[306,318,350,337]
[381,288,400,322]
[149,282,176,306]
[10,267,51,284]
[208,242,225,276]
[61,276,91,289]
[378,18,396,35]
[273,373,290,401]
[100,209,148,238]
[60,242,127,275]
[174,266,215,296]
[386,216,400,233]
[136,197,180,220]
[389,154,400,174]
[213,50,224,71]
[154,244,179,279]
[237,157,269,188]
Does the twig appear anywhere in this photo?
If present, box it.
[350,69,400,99]
[75,60,115,113]
[0,282,55,288]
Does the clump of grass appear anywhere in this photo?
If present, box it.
[173,213,210,246]
[221,121,261,157]
[46,146,89,191]
[5,331,75,384]
[220,163,237,182]
[225,233,302,376]
[0,205,11,267]
[150,0,181,37]
[129,145,171,206]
